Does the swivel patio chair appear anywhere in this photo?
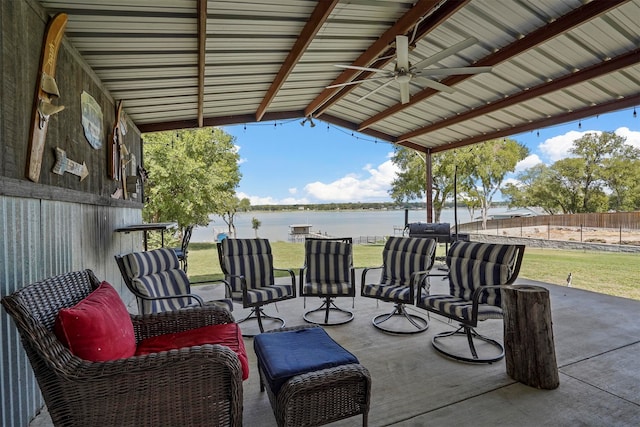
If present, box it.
[171,224,194,273]
[217,238,296,335]
[1,270,244,426]
[417,241,525,363]
[116,247,233,315]
[299,237,355,325]
[361,236,437,334]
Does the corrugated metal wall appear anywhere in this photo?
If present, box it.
[1,195,142,427]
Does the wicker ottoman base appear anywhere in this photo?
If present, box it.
[254,326,371,427]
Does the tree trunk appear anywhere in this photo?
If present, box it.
[502,285,559,389]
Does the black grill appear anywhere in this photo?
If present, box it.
[406,222,452,243]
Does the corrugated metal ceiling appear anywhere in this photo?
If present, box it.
[38,0,640,152]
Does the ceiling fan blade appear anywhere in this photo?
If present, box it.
[416,66,492,76]
[414,76,455,94]
[399,81,410,104]
[396,35,409,70]
[334,64,388,74]
[357,79,395,103]
[412,37,479,71]
[326,76,391,89]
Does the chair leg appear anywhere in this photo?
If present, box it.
[303,296,354,326]
[237,306,286,336]
[432,324,504,364]
[371,303,428,334]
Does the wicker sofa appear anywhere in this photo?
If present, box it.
[1,269,243,426]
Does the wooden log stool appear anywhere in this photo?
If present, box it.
[253,325,371,427]
[502,285,560,389]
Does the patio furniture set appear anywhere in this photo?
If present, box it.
[2,237,527,426]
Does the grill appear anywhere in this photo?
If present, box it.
[406,222,452,243]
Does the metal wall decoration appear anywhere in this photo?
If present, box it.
[52,147,88,181]
[80,90,103,149]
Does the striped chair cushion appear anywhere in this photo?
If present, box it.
[446,241,518,307]
[303,240,352,296]
[245,284,295,305]
[361,282,413,303]
[124,248,180,278]
[124,248,192,313]
[380,237,437,287]
[418,295,504,321]
[220,238,276,295]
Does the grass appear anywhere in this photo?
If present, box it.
[186,241,640,301]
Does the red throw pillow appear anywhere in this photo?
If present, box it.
[136,323,249,380]
[54,281,136,362]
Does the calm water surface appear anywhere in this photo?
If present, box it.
[192,208,511,243]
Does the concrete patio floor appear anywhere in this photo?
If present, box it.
[30,269,640,426]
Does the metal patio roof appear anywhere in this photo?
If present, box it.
[38,0,640,153]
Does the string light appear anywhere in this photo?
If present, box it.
[578,120,582,129]
[634,107,637,118]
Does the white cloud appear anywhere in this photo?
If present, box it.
[537,127,639,163]
[288,187,297,195]
[515,154,542,172]
[616,127,640,149]
[304,159,399,202]
[538,130,594,162]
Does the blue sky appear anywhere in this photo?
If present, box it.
[221,107,639,205]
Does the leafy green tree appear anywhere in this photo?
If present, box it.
[251,217,262,237]
[142,128,241,238]
[569,132,631,212]
[464,139,529,228]
[505,131,639,214]
[389,147,458,222]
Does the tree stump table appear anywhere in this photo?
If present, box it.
[502,285,560,389]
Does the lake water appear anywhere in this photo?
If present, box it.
[191,207,512,243]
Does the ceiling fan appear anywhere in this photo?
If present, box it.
[327,36,492,104]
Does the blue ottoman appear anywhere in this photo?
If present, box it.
[254,326,371,427]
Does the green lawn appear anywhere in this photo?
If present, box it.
[187,242,639,301]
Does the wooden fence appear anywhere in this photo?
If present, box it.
[457,211,640,234]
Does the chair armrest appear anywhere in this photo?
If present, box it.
[274,267,296,296]
[468,284,511,324]
[360,266,383,292]
[190,278,233,299]
[132,305,235,340]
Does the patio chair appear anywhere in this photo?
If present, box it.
[217,238,296,335]
[1,270,244,426]
[115,247,233,315]
[171,224,194,272]
[299,237,356,325]
[361,236,437,334]
[417,241,525,363]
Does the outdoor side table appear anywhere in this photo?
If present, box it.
[253,325,371,427]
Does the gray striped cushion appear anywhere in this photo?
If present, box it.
[380,237,437,287]
[221,238,276,296]
[419,295,504,321]
[446,241,518,307]
[303,240,352,296]
[124,248,191,313]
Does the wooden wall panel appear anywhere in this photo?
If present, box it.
[1,2,147,426]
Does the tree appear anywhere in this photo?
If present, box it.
[569,132,631,212]
[464,139,529,229]
[389,147,458,222]
[505,131,640,214]
[142,128,241,237]
[251,217,262,237]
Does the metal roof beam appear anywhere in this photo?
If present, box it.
[398,48,640,143]
[304,0,443,118]
[430,93,640,153]
[197,0,206,127]
[312,0,468,117]
[359,0,630,131]
[255,0,339,122]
